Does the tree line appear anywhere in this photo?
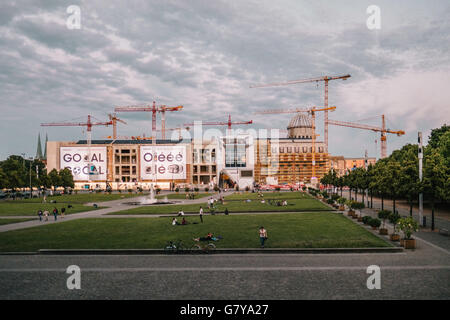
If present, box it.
[0,155,74,192]
[320,125,449,229]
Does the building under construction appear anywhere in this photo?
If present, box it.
[44,111,376,190]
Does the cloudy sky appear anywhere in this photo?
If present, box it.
[1,0,449,160]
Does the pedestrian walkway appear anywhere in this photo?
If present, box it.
[339,190,450,232]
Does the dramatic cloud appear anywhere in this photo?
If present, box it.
[0,0,449,159]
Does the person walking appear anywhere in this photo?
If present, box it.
[37,209,43,222]
[259,226,268,248]
[52,207,58,221]
[43,210,49,221]
[199,206,203,223]
[61,207,66,218]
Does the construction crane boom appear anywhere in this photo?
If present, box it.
[114,101,183,143]
[250,74,350,153]
[328,115,405,158]
[184,115,252,133]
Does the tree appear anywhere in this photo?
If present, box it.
[384,161,402,215]
[48,169,61,190]
[427,124,449,150]
[423,149,448,230]
[59,168,74,190]
[0,167,8,189]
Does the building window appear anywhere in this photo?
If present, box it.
[225,141,246,168]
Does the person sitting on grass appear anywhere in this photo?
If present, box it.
[172,218,179,226]
[181,217,188,225]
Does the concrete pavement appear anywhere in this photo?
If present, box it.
[0,235,448,299]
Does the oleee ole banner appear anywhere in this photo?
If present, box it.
[60,147,107,181]
[140,146,186,180]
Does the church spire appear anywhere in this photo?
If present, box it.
[44,133,48,159]
[36,133,43,159]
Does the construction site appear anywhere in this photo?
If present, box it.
[41,74,404,190]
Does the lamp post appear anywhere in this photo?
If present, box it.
[418,132,423,226]
[29,157,33,199]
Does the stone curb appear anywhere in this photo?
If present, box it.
[22,247,404,255]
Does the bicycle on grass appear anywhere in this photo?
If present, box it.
[190,242,216,253]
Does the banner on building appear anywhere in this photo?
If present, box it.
[60,147,107,181]
[140,146,186,180]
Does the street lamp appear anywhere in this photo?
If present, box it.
[28,157,33,199]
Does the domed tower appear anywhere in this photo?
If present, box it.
[287,113,313,139]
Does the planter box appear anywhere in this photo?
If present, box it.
[379,228,388,235]
[339,206,345,211]
[347,210,355,217]
[352,215,358,219]
[371,226,378,230]
[400,239,416,249]
[357,217,363,222]
[390,234,400,241]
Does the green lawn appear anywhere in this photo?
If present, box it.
[225,191,311,200]
[108,197,332,215]
[0,212,391,252]
[0,203,101,216]
[0,218,35,226]
[156,193,212,200]
[5,193,145,204]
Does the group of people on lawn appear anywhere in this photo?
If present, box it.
[171,203,268,248]
[37,207,66,222]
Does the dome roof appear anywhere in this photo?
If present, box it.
[287,113,312,129]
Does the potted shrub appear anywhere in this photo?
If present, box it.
[351,202,365,221]
[185,187,190,193]
[214,185,220,192]
[362,216,372,225]
[205,187,209,192]
[369,218,381,230]
[398,217,419,249]
[377,210,391,235]
[346,200,355,216]
[388,212,401,241]
[194,187,199,193]
[337,197,346,211]
[175,187,180,193]
[127,188,132,194]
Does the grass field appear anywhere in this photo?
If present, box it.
[0,203,101,216]
[108,197,332,215]
[4,193,144,204]
[156,193,212,200]
[225,191,311,200]
[0,218,35,226]
[0,212,391,252]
